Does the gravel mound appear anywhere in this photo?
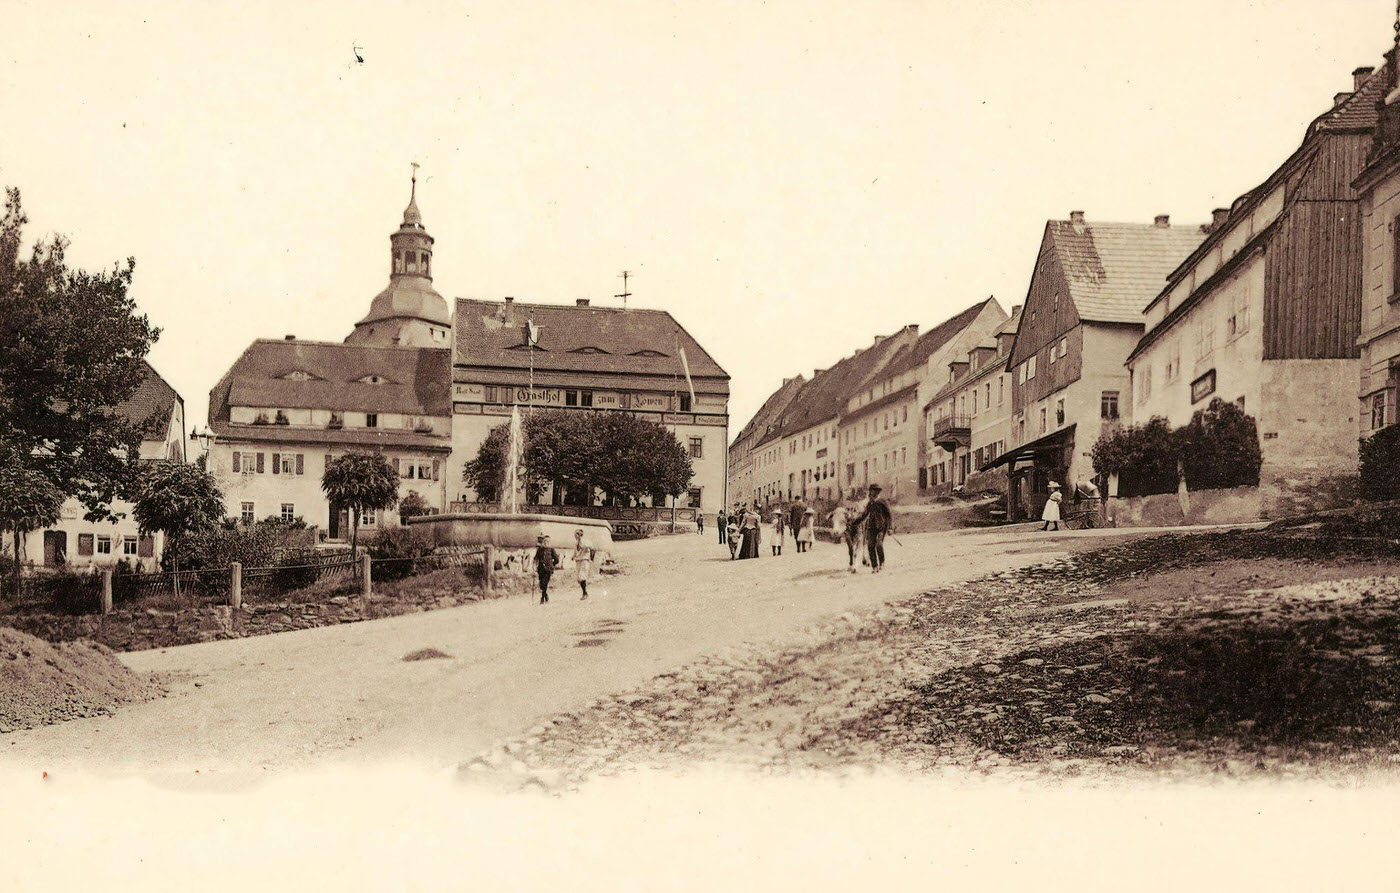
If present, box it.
[0,627,161,733]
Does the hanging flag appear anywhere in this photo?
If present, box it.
[524,320,542,347]
[678,345,697,405]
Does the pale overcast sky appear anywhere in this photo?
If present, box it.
[3,0,1396,436]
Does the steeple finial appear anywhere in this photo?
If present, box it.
[402,162,423,227]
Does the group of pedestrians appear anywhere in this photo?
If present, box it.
[715,483,894,573]
[532,528,594,604]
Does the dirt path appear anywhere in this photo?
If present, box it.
[0,524,1170,777]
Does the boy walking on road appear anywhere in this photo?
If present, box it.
[534,534,560,604]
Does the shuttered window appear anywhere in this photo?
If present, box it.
[296,454,304,475]
[77,534,94,556]
[256,452,265,473]
[232,451,240,472]
[272,452,280,474]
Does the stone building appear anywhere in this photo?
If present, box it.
[449,298,730,524]
[839,298,1006,502]
[25,361,188,570]
[1126,66,1379,516]
[983,213,1206,520]
[750,325,919,506]
[727,375,805,509]
[207,178,454,536]
[925,306,1021,495]
[1353,49,1400,445]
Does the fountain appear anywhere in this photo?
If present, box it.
[405,405,615,551]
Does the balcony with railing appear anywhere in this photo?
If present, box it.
[930,414,972,450]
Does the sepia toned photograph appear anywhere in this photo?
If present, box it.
[4,0,1400,889]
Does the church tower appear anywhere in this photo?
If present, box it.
[345,166,452,348]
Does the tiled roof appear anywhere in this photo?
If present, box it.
[732,375,806,449]
[880,298,999,379]
[453,299,728,388]
[766,327,917,442]
[1308,63,1386,135]
[119,361,181,442]
[208,339,452,425]
[1050,221,1207,324]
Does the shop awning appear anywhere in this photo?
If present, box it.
[979,423,1076,472]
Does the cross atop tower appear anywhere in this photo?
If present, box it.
[410,162,419,202]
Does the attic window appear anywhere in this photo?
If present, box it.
[570,346,612,355]
[281,370,319,381]
[508,343,548,352]
[356,375,395,385]
[629,349,668,358]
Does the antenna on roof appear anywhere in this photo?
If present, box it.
[615,270,633,310]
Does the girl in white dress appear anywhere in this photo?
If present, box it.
[571,528,593,599]
[1040,482,1062,531]
[771,511,787,556]
[795,508,816,552]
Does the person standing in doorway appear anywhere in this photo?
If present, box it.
[534,534,560,604]
[853,483,893,573]
[571,528,593,600]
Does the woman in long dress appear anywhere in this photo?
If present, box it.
[1040,482,1062,531]
[740,507,762,559]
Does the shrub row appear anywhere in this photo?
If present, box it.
[1091,398,1263,498]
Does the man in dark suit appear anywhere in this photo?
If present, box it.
[853,484,893,573]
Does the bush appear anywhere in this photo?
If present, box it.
[1360,423,1400,501]
[1178,398,1262,490]
[1091,417,1180,497]
[368,528,437,582]
[269,548,323,594]
[165,524,282,574]
[1092,400,1263,497]
[398,491,430,521]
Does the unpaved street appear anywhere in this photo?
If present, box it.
[1,525,1159,777]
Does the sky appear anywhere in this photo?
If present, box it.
[3,0,1397,437]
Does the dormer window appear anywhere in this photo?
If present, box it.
[356,374,394,385]
[629,349,668,358]
[570,346,611,355]
[280,370,321,381]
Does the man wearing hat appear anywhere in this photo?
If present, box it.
[534,534,560,604]
[852,483,893,572]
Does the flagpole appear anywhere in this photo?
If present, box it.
[672,329,679,533]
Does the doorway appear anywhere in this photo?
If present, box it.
[43,530,67,567]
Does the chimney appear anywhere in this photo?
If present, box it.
[1010,304,1022,315]
[503,296,514,304]
[1212,208,1230,229]
[284,334,295,340]
[1154,214,1170,228]
[1334,91,1354,108]
[1354,66,1375,91]
[1069,210,1086,225]
[576,298,590,307]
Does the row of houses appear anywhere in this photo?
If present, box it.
[732,34,1400,522]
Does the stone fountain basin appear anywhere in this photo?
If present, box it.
[405,512,614,551]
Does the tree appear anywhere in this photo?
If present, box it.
[398,490,430,520]
[463,410,693,507]
[0,188,161,525]
[322,451,400,555]
[0,451,63,596]
[463,424,511,502]
[134,461,224,592]
[1090,416,1180,497]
